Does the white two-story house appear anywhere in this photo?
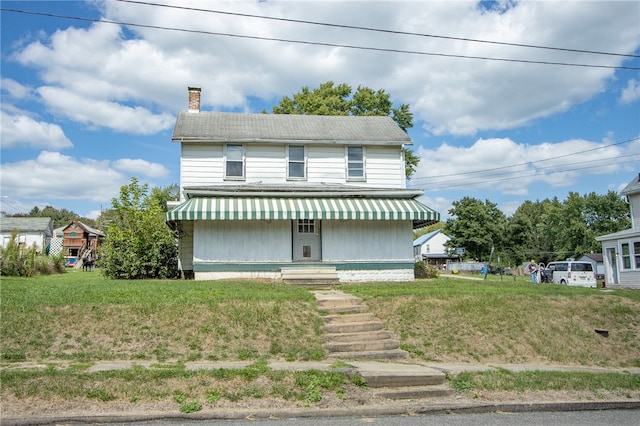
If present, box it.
[596,173,640,288]
[166,87,439,282]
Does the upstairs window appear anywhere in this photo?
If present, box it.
[225,144,244,179]
[347,146,365,180]
[288,145,306,179]
[621,243,631,269]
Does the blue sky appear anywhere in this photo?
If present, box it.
[1,0,639,220]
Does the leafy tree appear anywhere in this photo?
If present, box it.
[9,205,94,229]
[272,81,419,178]
[413,221,446,239]
[444,197,507,261]
[100,178,178,279]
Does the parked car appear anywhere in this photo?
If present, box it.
[544,261,597,288]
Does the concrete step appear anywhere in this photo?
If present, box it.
[324,330,393,342]
[284,279,340,286]
[282,267,340,286]
[322,312,377,324]
[373,385,454,400]
[322,321,384,334]
[360,372,446,388]
[319,304,369,314]
[323,339,401,353]
[327,349,409,360]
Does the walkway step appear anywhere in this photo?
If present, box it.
[313,290,409,362]
[322,321,384,334]
[327,349,409,360]
[282,267,340,286]
[374,385,454,400]
[323,339,401,353]
[322,312,377,324]
[324,330,393,342]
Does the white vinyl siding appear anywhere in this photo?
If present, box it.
[181,143,224,189]
[180,142,405,189]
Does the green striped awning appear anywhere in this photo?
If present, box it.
[166,197,439,222]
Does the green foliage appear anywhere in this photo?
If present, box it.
[415,261,440,279]
[445,197,507,261]
[272,81,419,178]
[100,178,178,279]
[26,205,95,229]
[0,231,65,277]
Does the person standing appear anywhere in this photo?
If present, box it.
[525,260,539,283]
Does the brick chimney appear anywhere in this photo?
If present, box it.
[188,87,201,113]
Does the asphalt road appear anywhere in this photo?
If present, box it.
[101,409,640,426]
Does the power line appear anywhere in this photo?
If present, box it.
[117,0,640,59]
[415,157,640,191]
[411,137,640,182]
[2,7,639,70]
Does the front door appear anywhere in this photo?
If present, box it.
[606,247,619,285]
[292,219,321,261]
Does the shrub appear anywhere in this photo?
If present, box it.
[0,231,64,277]
[414,261,439,279]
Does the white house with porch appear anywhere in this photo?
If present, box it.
[166,87,439,282]
[596,173,640,288]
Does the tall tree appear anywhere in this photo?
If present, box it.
[100,178,178,279]
[272,81,419,178]
[444,197,507,261]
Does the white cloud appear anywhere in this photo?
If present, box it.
[620,79,640,104]
[413,137,627,196]
[10,1,639,136]
[0,151,126,202]
[112,158,170,178]
[0,109,73,150]
[36,86,174,135]
[1,78,32,99]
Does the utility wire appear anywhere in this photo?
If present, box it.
[411,137,640,182]
[415,158,640,190]
[2,7,639,70]
[117,0,640,59]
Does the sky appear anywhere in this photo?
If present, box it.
[1,0,639,221]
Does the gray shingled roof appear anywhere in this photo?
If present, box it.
[621,173,640,196]
[171,111,412,145]
[0,217,53,234]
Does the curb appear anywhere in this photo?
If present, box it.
[3,400,640,426]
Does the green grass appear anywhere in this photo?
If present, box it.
[1,271,323,362]
[450,370,640,394]
[0,361,355,409]
[2,271,639,414]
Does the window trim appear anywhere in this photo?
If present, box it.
[346,146,365,181]
[224,144,245,180]
[287,145,307,180]
[621,242,631,270]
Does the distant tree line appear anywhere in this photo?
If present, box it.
[437,191,630,267]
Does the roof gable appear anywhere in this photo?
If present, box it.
[172,111,412,145]
[61,221,105,237]
[413,229,450,246]
[621,173,640,196]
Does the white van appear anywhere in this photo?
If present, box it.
[545,261,597,288]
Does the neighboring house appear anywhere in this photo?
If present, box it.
[166,87,440,282]
[596,173,640,288]
[57,221,105,260]
[413,229,454,267]
[0,217,53,254]
[577,253,604,279]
